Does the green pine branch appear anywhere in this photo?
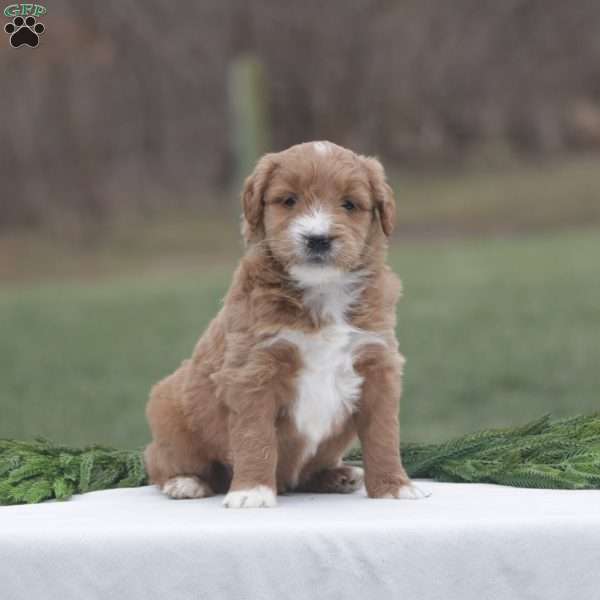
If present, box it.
[2,414,600,505]
[0,439,147,505]
[349,413,600,489]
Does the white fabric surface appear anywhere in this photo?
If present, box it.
[1,481,599,600]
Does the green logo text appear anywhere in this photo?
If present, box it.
[4,3,46,18]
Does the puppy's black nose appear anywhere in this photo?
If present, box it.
[305,235,332,254]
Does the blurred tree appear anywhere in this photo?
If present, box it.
[1,0,599,230]
[229,55,270,190]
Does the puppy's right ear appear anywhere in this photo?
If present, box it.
[241,153,277,244]
[360,156,396,237]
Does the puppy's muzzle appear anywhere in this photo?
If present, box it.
[304,234,332,258]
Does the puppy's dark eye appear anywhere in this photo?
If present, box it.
[282,196,297,208]
[342,199,356,211]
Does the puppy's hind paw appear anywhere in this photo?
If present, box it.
[299,465,364,494]
[333,466,364,493]
[162,476,214,499]
[223,485,277,508]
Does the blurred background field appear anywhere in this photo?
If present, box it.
[1,1,599,447]
[1,229,599,447]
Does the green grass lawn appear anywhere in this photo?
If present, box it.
[1,230,598,448]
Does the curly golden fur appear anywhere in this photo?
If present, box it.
[145,141,419,507]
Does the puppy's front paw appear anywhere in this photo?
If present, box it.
[382,483,431,500]
[162,476,214,499]
[223,485,277,508]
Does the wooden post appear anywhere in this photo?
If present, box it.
[228,55,271,191]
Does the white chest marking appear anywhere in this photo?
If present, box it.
[283,324,372,459]
[270,267,385,465]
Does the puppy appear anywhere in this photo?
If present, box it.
[145,141,423,508]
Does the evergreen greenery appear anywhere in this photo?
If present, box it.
[0,439,146,505]
[348,414,600,489]
[2,414,599,505]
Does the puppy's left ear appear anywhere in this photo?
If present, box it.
[241,153,277,243]
[361,156,396,237]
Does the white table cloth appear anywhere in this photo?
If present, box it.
[1,481,599,600]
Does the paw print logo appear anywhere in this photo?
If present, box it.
[4,15,45,48]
